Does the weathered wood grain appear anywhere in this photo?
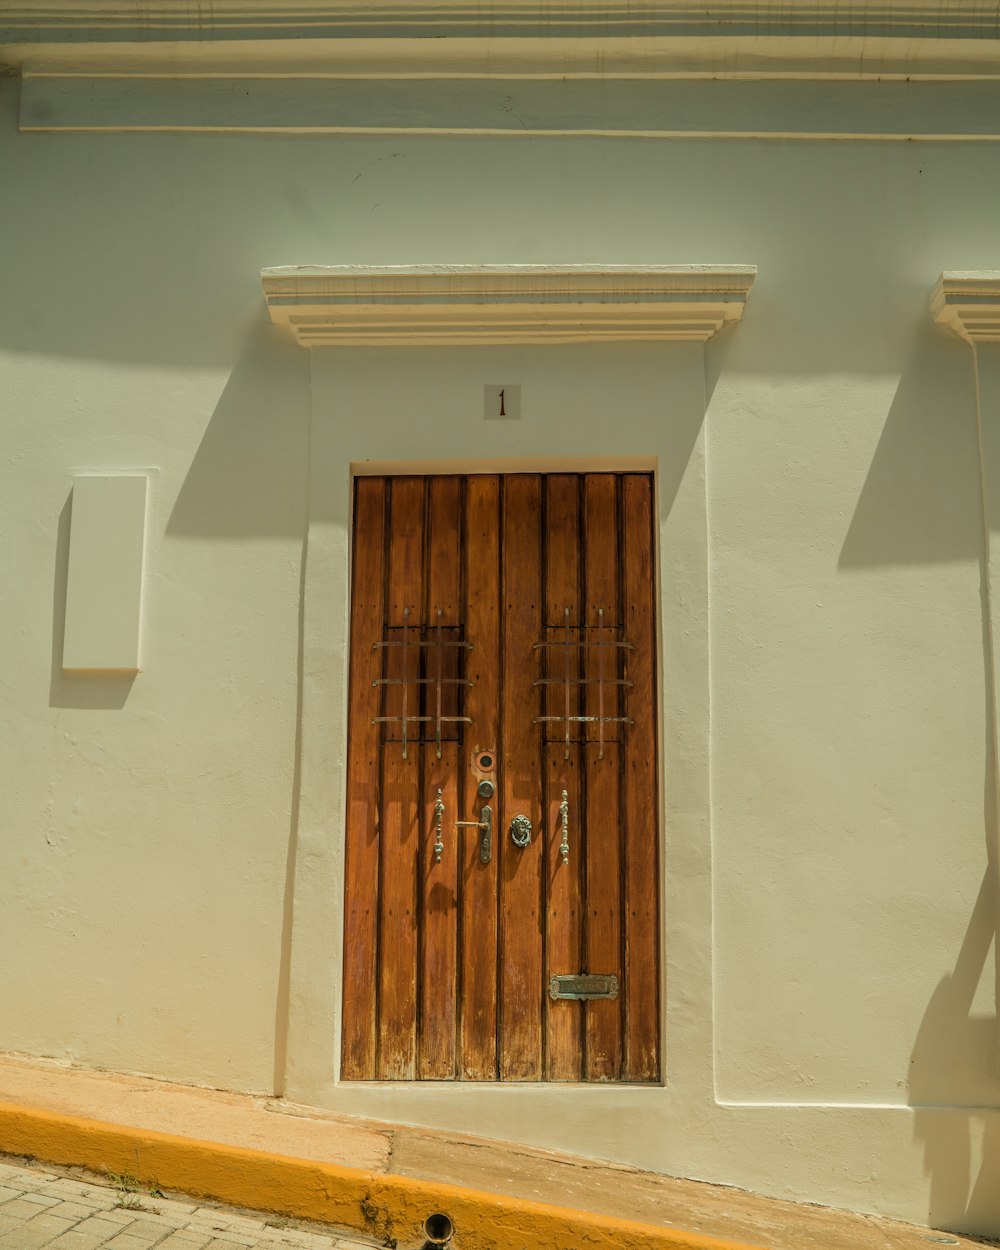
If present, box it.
[378,477,425,1079]
[341,477,386,1081]
[461,476,501,1079]
[543,475,584,1081]
[583,474,624,1080]
[622,474,660,1080]
[500,475,544,1081]
[420,476,462,1079]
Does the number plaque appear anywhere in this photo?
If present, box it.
[484,383,521,420]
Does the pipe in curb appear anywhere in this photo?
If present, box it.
[423,1211,455,1245]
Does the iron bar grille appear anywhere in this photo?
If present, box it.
[532,606,634,759]
[372,607,472,759]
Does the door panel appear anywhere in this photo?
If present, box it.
[460,475,501,1079]
[341,477,385,1081]
[419,476,463,1078]
[342,472,659,1082]
[622,475,661,1080]
[378,477,424,1079]
[543,475,584,1081]
[500,475,544,1081]
[582,474,624,1080]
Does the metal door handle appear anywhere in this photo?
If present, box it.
[456,804,493,865]
[432,788,445,864]
[558,789,569,865]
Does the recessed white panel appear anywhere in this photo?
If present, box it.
[63,476,147,672]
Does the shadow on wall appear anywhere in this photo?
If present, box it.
[48,312,308,714]
[49,492,137,710]
[839,324,979,570]
[903,316,1000,1230]
[910,866,1000,1234]
[830,318,999,1231]
[166,309,310,1097]
[168,312,309,540]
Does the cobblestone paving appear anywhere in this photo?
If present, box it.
[0,1159,379,1250]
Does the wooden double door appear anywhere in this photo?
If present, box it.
[342,472,659,1082]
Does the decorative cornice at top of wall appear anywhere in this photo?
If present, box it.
[6,0,1000,35]
[932,273,1000,344]
[5,1,1000,81]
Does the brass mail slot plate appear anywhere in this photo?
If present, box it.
[548,973,619,1001]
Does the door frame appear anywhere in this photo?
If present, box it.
[340,463,664,1084]
[281,340,714,1153]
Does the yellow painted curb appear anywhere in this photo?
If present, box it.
[0,1101,763,1250]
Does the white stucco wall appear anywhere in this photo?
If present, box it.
[1,61,998,1233]
[0,81,311,1090]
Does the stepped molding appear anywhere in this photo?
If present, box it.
[261,264,757,347]
[932,272,1000,343]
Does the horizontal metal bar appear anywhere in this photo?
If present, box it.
[542,730,620,740]
[532,678,633,688]
[371,715,473,724]
[533,718,632,727]
[373,639,473,649]
[532,640,633,650]
[384,741,465,749]
[372,678,473,687]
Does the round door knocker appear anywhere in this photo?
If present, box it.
[510,814,532,848]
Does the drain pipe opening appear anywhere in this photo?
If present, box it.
[422,1212,454,1246]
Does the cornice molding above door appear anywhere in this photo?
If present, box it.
[260,264,757,348]
[932,272,1000,344]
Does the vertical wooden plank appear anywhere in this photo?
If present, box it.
[342,477,386,1081]
[543,475,584,1080]
[622,474,660,1080]
[583,474,624,1080]
[461,476,501,1079]
[420,477,462,1079]
[378,477,425,1080]
[500,475,544,1080]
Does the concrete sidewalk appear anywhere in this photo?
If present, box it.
[0,1055,983,1250]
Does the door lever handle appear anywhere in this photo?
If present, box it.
[558,789,570,865]
[455,804,493,865]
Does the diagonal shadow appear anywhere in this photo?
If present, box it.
[840,325,980,570]
[167,311,309,540]
[910,864,999,1233]
[165,309,310,1093]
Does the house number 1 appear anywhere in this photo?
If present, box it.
[484,383,521,420]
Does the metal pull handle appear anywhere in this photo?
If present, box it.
[456,804,493,865]
[432,788,445,864]
[558,789,569,865]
